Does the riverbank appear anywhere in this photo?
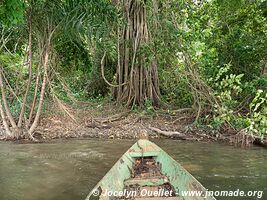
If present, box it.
[0,102,266,147]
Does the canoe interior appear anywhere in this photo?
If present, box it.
[86,139,216,200]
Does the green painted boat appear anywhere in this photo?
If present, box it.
[86,139,216,200]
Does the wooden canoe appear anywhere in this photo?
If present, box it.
[85,139,216,200]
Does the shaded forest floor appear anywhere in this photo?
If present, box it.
[1,101,266,147]
[21,101,265,147]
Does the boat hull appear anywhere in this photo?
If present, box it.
[86,139,216,200]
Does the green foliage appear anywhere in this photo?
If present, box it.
[0,51,27,117]
[143,99,154,115]
[248,90,267,137]
[0,0,25,26]
[209,64,267,137]
[132,99,155,117]
[209,64,244,128]
[154,0,267,137]
[211,0,267,80]
[153,1,194,107]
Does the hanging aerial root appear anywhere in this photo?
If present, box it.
[101,52,128,88]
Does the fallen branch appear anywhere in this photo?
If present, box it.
[148,126,187,139]
[155,108,194,116]
[86,121,112,129]
[94,111,130,123]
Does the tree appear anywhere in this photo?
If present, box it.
[0,0,69,139]
[109,0,161,107]
[0,0,118,139]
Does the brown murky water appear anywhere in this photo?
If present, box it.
[0,139,266,200]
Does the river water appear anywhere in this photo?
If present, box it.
[0,139,266,200]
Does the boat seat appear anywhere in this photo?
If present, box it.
[124,176,169,187]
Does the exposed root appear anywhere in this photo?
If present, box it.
[28,133,39,142]
[156,108,193,116]
[233,131,255,146]
[172,116,193,124]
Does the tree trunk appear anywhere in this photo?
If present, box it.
[27,60,41,128]
[0,98,12,137]
[18,8,33,128]
[114,0,160,107]
[0,68,17,129]
[28,45,50,137]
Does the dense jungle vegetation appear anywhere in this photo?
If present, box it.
[0,0,266,142]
